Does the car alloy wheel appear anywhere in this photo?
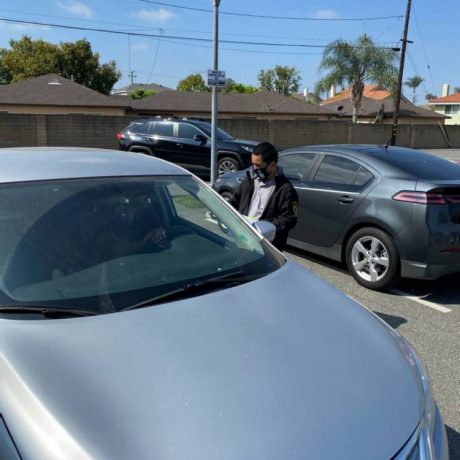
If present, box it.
[217,157,239,175]
[346,227,399,290]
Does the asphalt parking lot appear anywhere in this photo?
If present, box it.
[285,247,460,459]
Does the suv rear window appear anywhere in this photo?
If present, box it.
[128,122,149,134]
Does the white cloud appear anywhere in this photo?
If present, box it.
[56,1,93,18]
[314,9,338,19]
[132,42,149,51]
[131,8,174,23]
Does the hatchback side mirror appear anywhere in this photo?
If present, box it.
[194,134,207,143]
[252,221,276,242]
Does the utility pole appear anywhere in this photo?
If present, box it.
[210,0,220,187]
[390,0,412,146]
[128,70,137,86]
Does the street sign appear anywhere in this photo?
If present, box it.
[207,70,226,87]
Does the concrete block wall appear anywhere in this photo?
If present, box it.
[0,113,459,150]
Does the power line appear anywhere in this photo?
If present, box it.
[138,0,403,22]
[0,7,400,42]
[0,17,400,50]
[412,2,437,95]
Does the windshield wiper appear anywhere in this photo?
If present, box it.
[0,305,98,317]
[122,270,260,312]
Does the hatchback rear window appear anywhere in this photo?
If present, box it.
[382,149,460,180]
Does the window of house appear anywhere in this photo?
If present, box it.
[444,105,459,115]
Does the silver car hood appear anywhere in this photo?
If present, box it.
[0,261,422,460]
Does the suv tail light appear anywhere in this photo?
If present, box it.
[117,132,124,140]
[393,191,460,204]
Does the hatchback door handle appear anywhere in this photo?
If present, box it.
[338,195,355,204]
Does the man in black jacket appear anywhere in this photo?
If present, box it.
[230,142,298,251]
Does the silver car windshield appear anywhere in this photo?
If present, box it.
[0,176,283,314]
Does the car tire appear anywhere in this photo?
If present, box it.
[220,190,233,202]
[129,146,154,156]
[217,157,240,175]
[345,227,400,291]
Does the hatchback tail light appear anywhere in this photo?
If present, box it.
[117,132,124,140]
[393,191,460,205]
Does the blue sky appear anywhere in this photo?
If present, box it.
[0,0,457,103]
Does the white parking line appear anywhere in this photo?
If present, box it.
[390,289,452,313]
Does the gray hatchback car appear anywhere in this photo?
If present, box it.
[0,148,448,459]
[215,144,460,290]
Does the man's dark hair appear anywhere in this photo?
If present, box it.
[253,142,278,164]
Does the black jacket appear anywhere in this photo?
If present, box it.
[230,170,299,250]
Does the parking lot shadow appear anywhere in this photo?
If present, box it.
[446,425,460,460]
[373,311,407,330]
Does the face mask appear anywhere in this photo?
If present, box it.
[250,165,269,182]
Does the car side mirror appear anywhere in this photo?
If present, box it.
[194,134,207,143]
[252,221,276,243]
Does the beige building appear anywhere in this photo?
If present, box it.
[427,84,460,125]
[321,85,447,124]
[126,89,335,120]
[0,74,126,116]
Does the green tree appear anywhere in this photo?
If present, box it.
[0,36,121,94]
[257,65,301,96]
[425,93,437,101]
[177,73,208,92]
[404,75,424,103]
[453,87,460,94]
[1,36,60,83]
[315,34,398,122]
[130,89,156,99]
[57,39,120,95]
[223,79,258,93]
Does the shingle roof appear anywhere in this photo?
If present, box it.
[130,89,334,115]
[0,74,125,107]
[322,95,447,119]
[428,93,460,104]
[112,82,173,94]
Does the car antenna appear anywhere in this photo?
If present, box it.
[382,137,392,152]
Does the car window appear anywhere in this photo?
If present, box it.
[354,167,374,187]
[313,155,373,191]
[128,122,149,134]
[178,124,202,140]
[151,122,174,137]
[0,176,282,313]
[278,153,315,181]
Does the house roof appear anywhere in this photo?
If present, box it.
[129,89,334,115]
[323,84,393,105]
[322,95,447,119]
[0,74,125,107]
[428,93,460,104]
[112,82,173,94]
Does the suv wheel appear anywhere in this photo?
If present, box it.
[217,157,239,175]
[345,227,400,291]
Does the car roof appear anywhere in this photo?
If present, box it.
[0,147,190,184]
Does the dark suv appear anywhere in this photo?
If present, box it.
[117,118,258,177]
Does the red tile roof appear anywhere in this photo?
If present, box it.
[429,93,460,104]
[323,84,391,104]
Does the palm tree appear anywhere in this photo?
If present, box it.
[404,76,424,103]
[315,34,398,123]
